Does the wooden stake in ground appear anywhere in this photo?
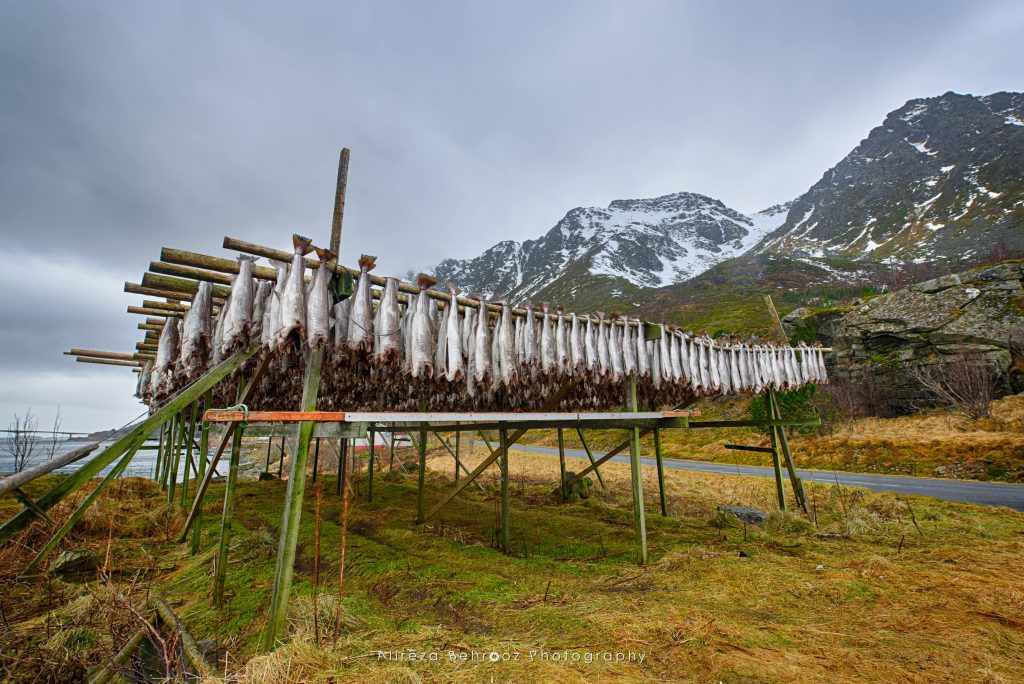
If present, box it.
[191,390,211,555]
[557,428,567,501]
[261,346,324,650]
[333,465,351,647]
[627,381,648,565]
[499,427,510,552]
[654,428,668,516]
[212,423,244,609]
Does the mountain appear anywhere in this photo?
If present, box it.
[431,192,790,310]
[427,90,1023,329]
[756,91,1024,261]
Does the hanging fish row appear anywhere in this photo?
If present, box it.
[137,234,828,408]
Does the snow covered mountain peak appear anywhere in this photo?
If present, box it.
[431,191,789,303]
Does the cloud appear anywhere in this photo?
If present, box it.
[0,0,1022,430]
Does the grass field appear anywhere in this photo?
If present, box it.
[522,394,1024,483]
[1,439,1023,683]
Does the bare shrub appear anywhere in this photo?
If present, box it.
[3,407,64,473]
[911,352,999,420]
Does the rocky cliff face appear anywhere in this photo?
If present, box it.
[758,91,1024,262]
[784,260,1024,413]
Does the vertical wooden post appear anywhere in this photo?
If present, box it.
[264,436,272,473]
[389,429,396,472]
[453,425,460,483]
[278,436,285,479]
[329,148,350,256]
[159,413,177,489]
[627,381,648,565]
[191,391,211,555]
[769,390,809,513]
[261,347,324,651]
[213,423,244,609]
[154,423,165,482]
[766,389,787,512]
[180,401,198,509]
[366,428,375,502]
[557,428,567,501]
[312,437,321,484]
[499,427,510,553]
[654,428,668,517]
[416,425,427,524]
[336,438,348,496]
[167,411,187,504]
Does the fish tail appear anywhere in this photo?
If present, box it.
[315,247,336,264]
[447,282,461,295]
[416,273,438,289]
[358,254,377,271]
[292,234,314,255]
[237,254,259,263]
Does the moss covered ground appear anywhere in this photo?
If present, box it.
[1,439,1023,682]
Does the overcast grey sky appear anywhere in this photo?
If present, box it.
[2,0,1023,432]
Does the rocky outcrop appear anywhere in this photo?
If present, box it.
[784,261,1024,413]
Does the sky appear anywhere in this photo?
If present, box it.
[1,0,1023,432]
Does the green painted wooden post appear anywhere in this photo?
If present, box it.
[167,410,188,504]
[575,428,607,489]
[0,342,258,544]
[20,440,144,576]
[416,425,427,524]
[180,401,199,509]
[260,347,324,651]
[627,381,648,565]
[766,390,787,512]
[366,428,375,502]
[159,413,176,489]
[153,423,165,482]
[557,428,567,501]
[212,423,244,609]
[654,428,667,517]
[453,427,460,483]
[499,427,510,553]
[768,390,808,512]
[191,391,211,555]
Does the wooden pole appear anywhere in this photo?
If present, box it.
[416,425,427,523]
[574,428,606,489]
[766,391,788,512]
[769,389,809,513]
[627,381,648,565]
[20,440,143,576]
[180,401,198,509]
[261,347,324,650]
[191,391,211,555]
[167,410,187,504]
[454,427,460,482]
[0,442,98,497]
[312,437,321,484]
[764,294,788,344]
[330,148,351,255]
[390,429,396,472]
[366,428,375,502]
[159,413,177,490]
[557,428,567,501]
[213,423,244,609]
[278,436,285,478]
[153,422,164,483]
[654,428,668,517]
[499,427,510,553]
[337,438,348,496]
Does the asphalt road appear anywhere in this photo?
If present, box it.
[509,444,1024,511]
